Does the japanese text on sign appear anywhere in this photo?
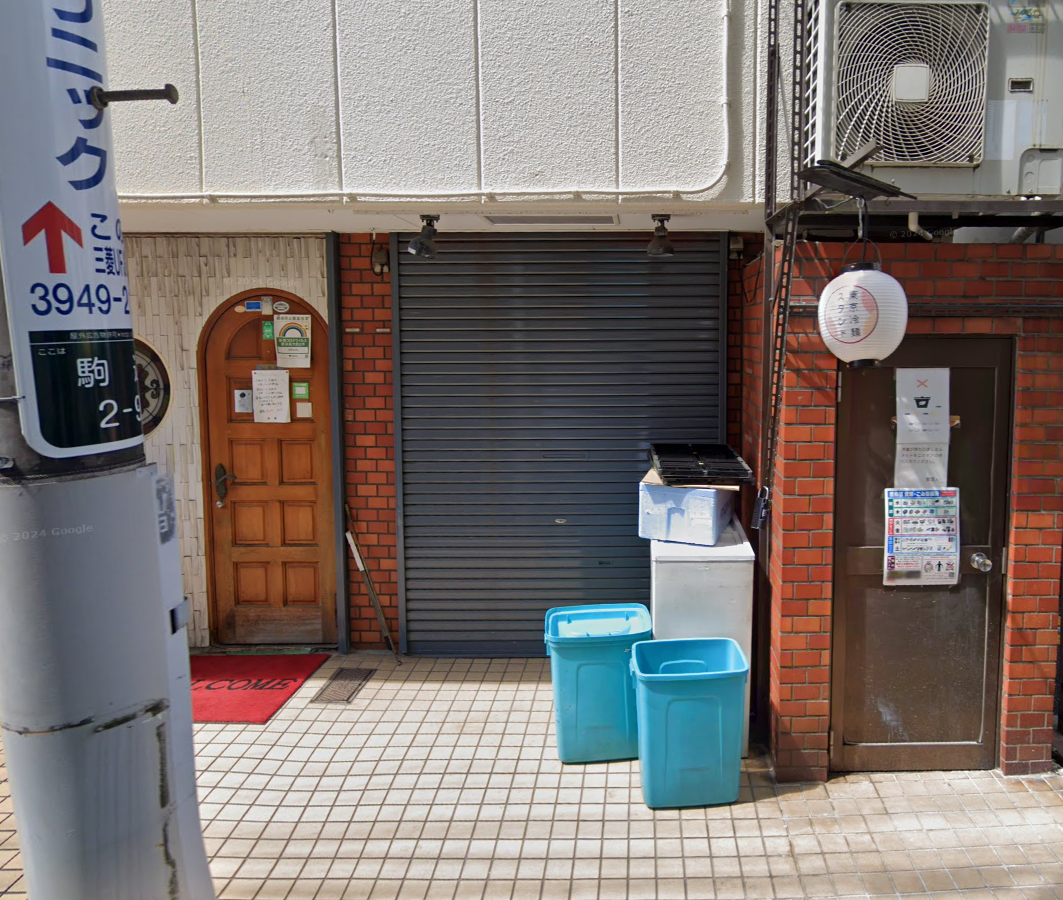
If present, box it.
[252,369,290,423]
[883,488,960,586]
[0,2,143,457]
[820,284,880,344]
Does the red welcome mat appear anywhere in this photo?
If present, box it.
[190,653,330,724]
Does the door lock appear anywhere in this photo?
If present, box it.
[214,463,237,507]
[970,552,993,573]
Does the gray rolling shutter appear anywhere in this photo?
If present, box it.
[394,232,727,656]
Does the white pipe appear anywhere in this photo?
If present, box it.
[907,212,933,242]
[120,0,731,205]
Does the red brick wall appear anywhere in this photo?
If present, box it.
[764,313,837,781]
[1004,326,1063,773]
[758,241,1063,779]
[339,235,398,648]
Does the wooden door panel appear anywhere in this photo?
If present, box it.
[284,563,320,605]
[830,337,1011,772]
[231,440,267,482]
[234,608,323,644]
[232,503,268,545]
[227,319,265,358]
[234,562,269,605]
[279,441,315,483]
[282,504,317,544]
[202,293,336,645]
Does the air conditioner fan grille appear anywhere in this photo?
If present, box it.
[834,1,990,166]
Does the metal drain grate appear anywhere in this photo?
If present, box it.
[310,667,376,703]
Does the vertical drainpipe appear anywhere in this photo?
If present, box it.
[754,230,777,747]
[327,233,351,654]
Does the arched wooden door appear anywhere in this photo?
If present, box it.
[200,291,336,645]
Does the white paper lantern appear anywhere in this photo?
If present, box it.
[817,262,908,366]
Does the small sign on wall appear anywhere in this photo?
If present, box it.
[251,369,290,423]
[275,315,311,368]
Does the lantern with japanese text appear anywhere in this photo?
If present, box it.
[817,262,908,367]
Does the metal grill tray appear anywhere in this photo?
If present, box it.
[648,443,755,486]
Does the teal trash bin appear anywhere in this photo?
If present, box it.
[545,603,653,764]
[631,637,748,809]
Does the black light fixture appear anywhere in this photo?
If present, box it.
[408,215,440,259]
[796,159,916,201]
[370,231,390,277]
[647,214,674,258]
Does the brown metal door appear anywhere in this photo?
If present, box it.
[830,337,1012,771]
[201,294,336,645]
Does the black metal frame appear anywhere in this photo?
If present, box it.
[326,234,351,654]
[390,232,410,655]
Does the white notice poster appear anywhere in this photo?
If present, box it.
[883,488,960,586]
[274,315,311,368]
[895,368,950,489]
[252,369,290,423]
[895,443,949,489]
[896,368,950,442]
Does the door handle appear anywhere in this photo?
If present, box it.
[214,464,237,507]
[970,552,993,573]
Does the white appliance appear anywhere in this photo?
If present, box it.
[806,0,1063,199]
[650,517,755,754]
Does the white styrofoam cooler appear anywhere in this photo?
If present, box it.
[638,468,738,547]
[650,517,755,754]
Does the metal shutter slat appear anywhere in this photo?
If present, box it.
[394,232,727,657]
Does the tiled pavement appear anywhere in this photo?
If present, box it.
[2,651,1063,899]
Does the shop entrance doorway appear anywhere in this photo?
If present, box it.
[200,291,336,645]
[830,337,1012,771]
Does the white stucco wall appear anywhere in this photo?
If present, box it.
[101,0,766,229]
[127,235,328,647]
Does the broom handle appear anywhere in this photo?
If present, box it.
[344,503,400,659]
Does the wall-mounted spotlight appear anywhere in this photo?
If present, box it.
[370,230,390,277]
[647,215,674,258]
[408,215,440,259]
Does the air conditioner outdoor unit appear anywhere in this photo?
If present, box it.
[807,0,1063,199]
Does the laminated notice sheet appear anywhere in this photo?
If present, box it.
[884,488,960,586]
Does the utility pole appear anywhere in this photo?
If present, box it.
[0,4,213,898]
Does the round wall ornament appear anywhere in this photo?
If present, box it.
[133,338,172,436]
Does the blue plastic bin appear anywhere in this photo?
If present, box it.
[545,604,653,764]
[631,637,749,809]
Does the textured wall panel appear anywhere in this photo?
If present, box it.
[102,0,201,193]
[101,1,758,207]
[619,0,729,192]
[127,235,329,646]
[196,0,339,192]
[478,0,617,192]
[336,1,479,192]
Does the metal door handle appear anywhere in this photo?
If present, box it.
[214,464,237,506]
[970,552,993,573]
